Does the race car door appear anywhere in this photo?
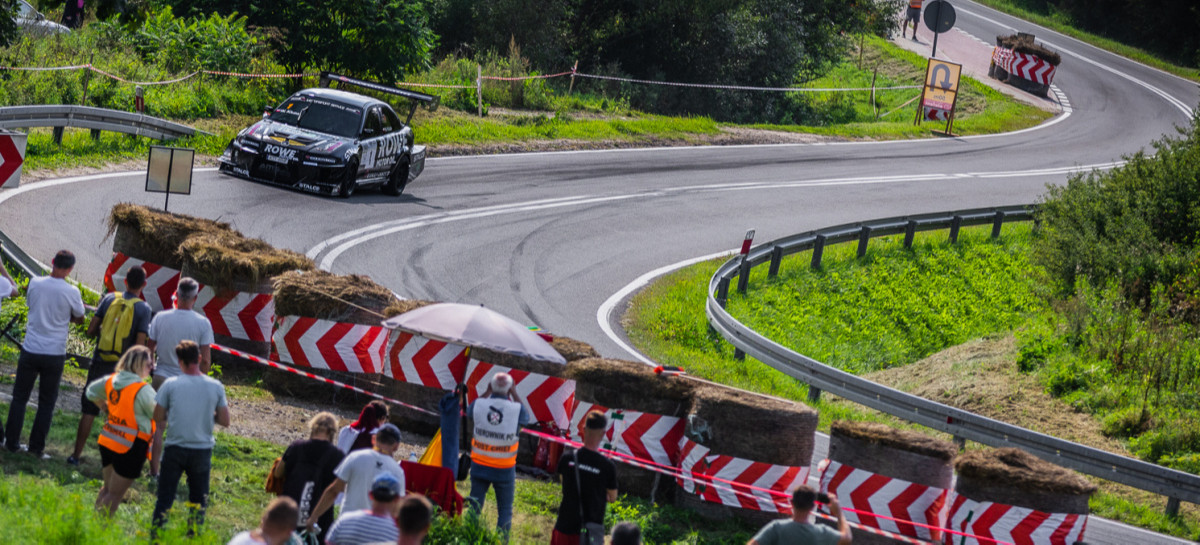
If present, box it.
[360,107,386,181]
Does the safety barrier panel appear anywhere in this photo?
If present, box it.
[0,105,205,140]
[704,205,1200,511]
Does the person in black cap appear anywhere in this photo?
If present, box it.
[610,522,642,545]
[325,472,403,545]
[305,423,406,533]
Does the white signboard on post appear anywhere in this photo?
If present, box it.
[146,146,194,212]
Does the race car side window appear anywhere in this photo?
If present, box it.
[362,107,384,137]
[381,108,402,133]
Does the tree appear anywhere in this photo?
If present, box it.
[0,0,18,47]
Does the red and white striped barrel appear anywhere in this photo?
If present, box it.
[677,438,809,513]
[947,493,1088,545]
[569,401,685,468]
[464,359,575,429]
[819,460,948,541]
[272,315,388,374]
[104,252,181,312]
[383,330,468,389]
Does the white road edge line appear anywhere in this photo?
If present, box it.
[0,168,219,206]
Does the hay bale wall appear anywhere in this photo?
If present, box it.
[274,270,398,325]
[549,337,600,362]
[566,358,694,416]
[996,34,1062,65]
[955,448,1096,514]
[472,347,567,378]
[108,203,233,269]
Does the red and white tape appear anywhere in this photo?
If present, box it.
[272,315,388,374]
[819,460,948,542]
[463,360,575,429]
[948,494,1086,545]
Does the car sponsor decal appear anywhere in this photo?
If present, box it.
[362,133,405,170]
[264,144,298,164]
[296,183,324,192]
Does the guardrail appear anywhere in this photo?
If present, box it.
[0,105,207,141]
[706,205,1198,514]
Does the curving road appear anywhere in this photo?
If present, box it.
[2,2,1198,542]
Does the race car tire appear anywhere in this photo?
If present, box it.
[338,158,359,199]
[383,161,409,196]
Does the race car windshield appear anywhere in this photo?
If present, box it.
[268,99,362,138]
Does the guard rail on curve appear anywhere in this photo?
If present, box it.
[0,105,206,140]
[705,205,1200,507]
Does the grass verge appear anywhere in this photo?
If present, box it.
[624,224,1200,539]
[971,0,1200,83]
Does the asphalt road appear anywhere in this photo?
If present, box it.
[2,1,1198,542]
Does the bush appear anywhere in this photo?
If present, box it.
[1131,420,1200,464]
[128,7,263,72]
[1101,406,1153,438]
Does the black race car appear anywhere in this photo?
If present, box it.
[218,72,438,198]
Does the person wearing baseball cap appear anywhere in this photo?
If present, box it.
[325,472,404,545]
[305,423,406,535]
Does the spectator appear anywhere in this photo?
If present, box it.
[3,250,85,459]
[552,411,618,545]
[397,494,433,545]
[69,265,152,466]
[228,496,301,545]
[88,345,156,516]
[152,340,231,535]
[147,277,213,389]
[466,372,530,538]
[275,412,345,544]
[325,473,404,545]
[901,0,923,40]
[747,486,851,545]
[610,522,642,545]
[304,423,406,531]
[337,400,389,454]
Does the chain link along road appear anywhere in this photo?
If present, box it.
[3,1,1199,542]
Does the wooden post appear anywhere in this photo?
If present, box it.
[80,51,95,106]
[476,65,483,117]
[870,66,879,119]
[568,60,579,95]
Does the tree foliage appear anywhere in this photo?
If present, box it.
[0,0,19,48]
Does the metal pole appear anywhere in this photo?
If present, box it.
[476,65,483,117]
[568,60,578,95]
[931,1,943,58]
[164,150,173,213]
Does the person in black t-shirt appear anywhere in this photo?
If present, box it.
[552,411,618,545]
[274,412,345,544]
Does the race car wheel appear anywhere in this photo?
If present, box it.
[383,162,409,196]
[338,158,359,199]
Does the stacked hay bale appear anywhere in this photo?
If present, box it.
[107,203,232,273]
[954,448,1096,523]
[827,421,957,544]
[565,357,695,501]
[677,385,818,525]
[990,34,1062,97]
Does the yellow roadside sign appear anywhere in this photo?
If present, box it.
[917,58,963,131]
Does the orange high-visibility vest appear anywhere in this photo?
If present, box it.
[910,0,923,8]
[470,398,522,469]
[98,375,155,458]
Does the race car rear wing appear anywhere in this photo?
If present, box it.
[319,71,440,125]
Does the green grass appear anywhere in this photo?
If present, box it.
[417,113,722,146]
[972,0,1200,83]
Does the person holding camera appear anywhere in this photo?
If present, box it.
[466,372,531,538]
[747,486,852,545]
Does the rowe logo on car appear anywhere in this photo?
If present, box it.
[264,144,298,164]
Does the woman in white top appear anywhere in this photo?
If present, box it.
[336,400,390,454]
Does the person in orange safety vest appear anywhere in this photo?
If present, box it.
[85,345,157,516]
[903,0,924,40]
[467,372,531,538]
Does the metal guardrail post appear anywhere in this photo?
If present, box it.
[807,386,822,403]
[954,435,966,450]
[904,220,917,248]
[716,277,730,309]
[949,215,963,244]
[857,226,872,258]
[768,246,783,278]
[53,126,64,145]
[991,211,1005,238]
[736,257,751,294]
[1166,497,1181,517]
[811,235,826,269]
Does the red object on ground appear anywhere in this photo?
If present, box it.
[400,460,464,515]
[550,529,581,545]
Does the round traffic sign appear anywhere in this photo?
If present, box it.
[923,0,956,34]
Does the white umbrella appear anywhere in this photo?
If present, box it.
[382,302,566,365]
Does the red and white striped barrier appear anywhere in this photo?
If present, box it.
[104,253,181,312]
[463,360,575,429]
[819,460,948,542]
[569,401,685,468]
[273,315,388,374]
[924,106,951,122]
[992,47,1057,86]
[677,438,809,513]
[384,331,469,389]
[948,494,1086,545]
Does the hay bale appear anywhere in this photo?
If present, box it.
[830,420,956,464]
[472,347,567,377]
[383,299,438,318]
[996,34,1062,65]
[107,203,233,268]
[566,358,694,416]
[549,336,599,362]
[955,448,1096,514]
[178,232,313,291]
[274,270,398,325]
[688,385,817,467]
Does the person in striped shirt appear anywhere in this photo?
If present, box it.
[326,473,403,545]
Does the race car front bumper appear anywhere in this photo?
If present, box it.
[218,142,345,195]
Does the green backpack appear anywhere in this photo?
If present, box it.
[96,296,142,364]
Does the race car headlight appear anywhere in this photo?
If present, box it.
[304,154,339,164]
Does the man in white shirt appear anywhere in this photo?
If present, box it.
[326,473,403,545]
[147,277,214,389]
[304,423,406,531]
[3,251,86,458]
